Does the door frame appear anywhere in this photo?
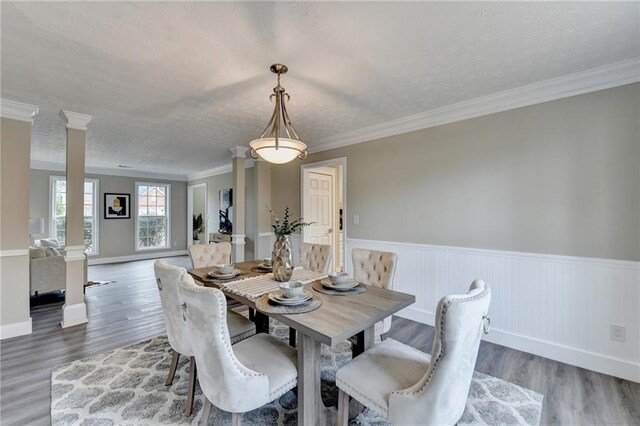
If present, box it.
[187,183,207,246]
[300,157,347,272]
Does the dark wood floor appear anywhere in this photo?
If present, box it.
[1,256,638,425]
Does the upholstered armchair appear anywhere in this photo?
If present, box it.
[153,261,255,416]
[178,274,298,426]
[351,248,398,339]
[336,280,492,426]
[299,242,332,273]
[29,245,87,296]
[188,242,232,269]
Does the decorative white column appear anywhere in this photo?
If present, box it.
[0,99,38,339]
[253,158,271,259]
[60,110,92,328]
[230,146,248,262]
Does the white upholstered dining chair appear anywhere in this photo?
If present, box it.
[299,242,332,273]
[153,260,255,416]
[336,279,492,426]
[189,242,232,269]
[351,248,398,339]
[178,274,298,426]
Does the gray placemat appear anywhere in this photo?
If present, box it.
[255,293,323,314]
[312,281,366,296]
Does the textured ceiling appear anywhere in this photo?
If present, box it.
[2,2,639,176]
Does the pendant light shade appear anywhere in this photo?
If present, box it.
[249,64,308,164]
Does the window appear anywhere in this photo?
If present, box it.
[136,182,171,250]
[50,176,99,255]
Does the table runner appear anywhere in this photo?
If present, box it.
[221,267,327,299]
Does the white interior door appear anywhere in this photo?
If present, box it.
[303,167,335,270]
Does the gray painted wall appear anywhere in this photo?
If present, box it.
[30,169,188,259]
[272,83,640,261]
[188,167,256,260]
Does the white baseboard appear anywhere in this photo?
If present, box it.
[0,318,32,340]
[346,238,640,383]
[61,302,88,328]
[88,250,188,266]
[395,307,640,383]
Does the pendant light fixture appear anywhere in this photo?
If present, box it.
[249,64,308,164]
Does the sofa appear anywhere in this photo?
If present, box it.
[29,239,87,296]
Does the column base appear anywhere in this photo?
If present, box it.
[61,302,88,328]
[0,317,32,340]
[231,234,246,262]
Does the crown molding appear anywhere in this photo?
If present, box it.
[230,145,249,158]
[309,57,640,154]
[0,99,38,124]
[187,159,255,181]
[61,110,92,130]
[30,160,188,181]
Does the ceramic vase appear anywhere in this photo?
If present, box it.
[272,234,293,282]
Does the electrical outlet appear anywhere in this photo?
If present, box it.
[610,324,626,342]
[353,215,359,225]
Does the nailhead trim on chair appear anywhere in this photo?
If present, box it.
[391,282,490,397]
[180,276,265,379]
[336,378,389,418]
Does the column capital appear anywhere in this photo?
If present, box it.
[230,146,249,158]
[61,110,92,130]
[0,99,38,124]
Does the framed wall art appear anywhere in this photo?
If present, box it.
[104,193,131,219]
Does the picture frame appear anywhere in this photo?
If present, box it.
[104,193,131,219]
[218,188,233,234]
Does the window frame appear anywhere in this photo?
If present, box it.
[49,175,100,256]
[134,181,171,252]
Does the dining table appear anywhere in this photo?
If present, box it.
[188,259,415,426]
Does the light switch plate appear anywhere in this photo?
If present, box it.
[353,215,359,225]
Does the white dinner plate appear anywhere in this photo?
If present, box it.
[321,278,359,290]
[269,290,312,305]
[207,269,242,279]
[256,263,273,271]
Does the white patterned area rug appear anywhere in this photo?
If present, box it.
[51,322,543,426]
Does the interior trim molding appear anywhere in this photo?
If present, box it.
[186,159,255,182]
[87,250,188,266]
[398,306,640,383]
[0,249,29,258]
[61,302,88,328]
[0,318,32,340]
[0,98,38,124]
[347,237,639,269]
[309,57,640,153]
[345,237,640,383]
[61,110,92,131]
[31,160,188,182]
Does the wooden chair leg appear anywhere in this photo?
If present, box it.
[165,349,180,386]
[289,328,297,347]
[185,356,197,416]
[199,398,212,426]
[231,412,242,426]
[337,388,349,426]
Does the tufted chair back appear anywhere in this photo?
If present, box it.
[153,260,193,357]
[189,242,232,269]
[299,243,332,273]
[388,280,491,425]
[351,248,397,289]
[351,248,398,336]
[178,274,270,413]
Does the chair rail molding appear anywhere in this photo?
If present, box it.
[0,99,39,124]
[87,250,188,266]
[344,237,640,383]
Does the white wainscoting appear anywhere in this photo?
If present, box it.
[345,238,640,383]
